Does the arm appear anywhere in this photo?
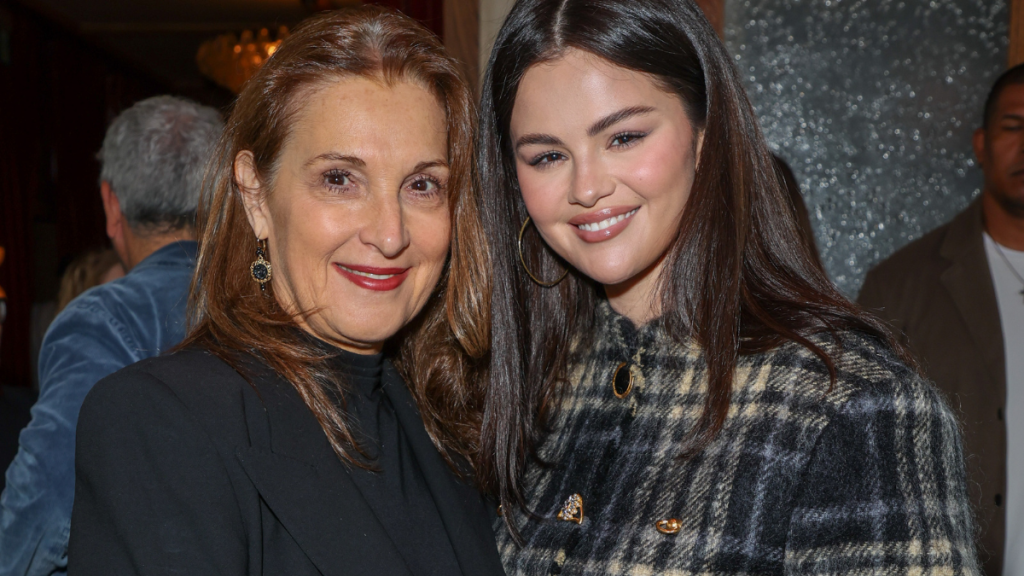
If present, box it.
[68,368,248,575]
[785,377,979,575]
[0,303,139,576]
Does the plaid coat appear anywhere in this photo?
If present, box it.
[496,303,979,575]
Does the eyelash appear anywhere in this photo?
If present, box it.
[322,169,352,191]
[528,152,565,167]
[321,170,445,197]
[408,175,445,197]
[611,131,647,148]
[527,131,649,168]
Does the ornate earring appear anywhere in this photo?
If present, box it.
[518,216,568,287]
[250,238,272,292]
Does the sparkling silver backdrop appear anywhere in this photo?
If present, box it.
[724,0,1007,295]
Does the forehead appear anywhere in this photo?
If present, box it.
[287,76,448,160]
[993,83,1024,117]
[511,49,677,131]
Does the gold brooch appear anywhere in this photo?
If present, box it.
[655,518,681,534]
[557,493,584,524]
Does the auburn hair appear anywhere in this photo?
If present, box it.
[476,0,914,538]
[182,6,489,470]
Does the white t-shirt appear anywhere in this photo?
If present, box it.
[984,233,1024,576]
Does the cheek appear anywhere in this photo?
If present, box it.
[628,138,696,203]
[516,166,564,227]
[411,210,452,268]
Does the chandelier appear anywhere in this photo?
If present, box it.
[197,26,289,94]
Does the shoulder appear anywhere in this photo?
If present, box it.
[81,347,253,445]
[767,332,952,426]
[861,221,951,295]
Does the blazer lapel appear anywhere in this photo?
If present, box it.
[381,363,506,576]
[234,363,415,576]
[939,198,1007,390]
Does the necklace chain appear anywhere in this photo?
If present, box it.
[990,239,1024,302]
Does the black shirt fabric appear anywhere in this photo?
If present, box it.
[327,346,462,576]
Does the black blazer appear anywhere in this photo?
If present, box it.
[68,347,506,576]
[858,198,1005,575]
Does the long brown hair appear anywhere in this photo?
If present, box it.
[183,6,489,470]
[477,0,914,536]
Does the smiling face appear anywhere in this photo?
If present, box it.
[510,49,701,322]
[237,76,451,353]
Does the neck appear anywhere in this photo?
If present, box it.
[982,191,1024,251]
[122,227,194,270]
[604,252,669,326]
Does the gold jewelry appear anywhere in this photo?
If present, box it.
[557,493,584,524]
[250,238,272,292]
[612,362,634,399]
[655,518,681,535]
[518,216,568,287]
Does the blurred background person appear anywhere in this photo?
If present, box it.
[54,249,124,314]
[859,63,1024,575]
[0,95,222,576]
[27,249,125,391]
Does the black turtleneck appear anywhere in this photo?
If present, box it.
[325,346,461,576]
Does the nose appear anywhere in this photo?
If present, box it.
[568,157,615,208]
[360,192,409,258]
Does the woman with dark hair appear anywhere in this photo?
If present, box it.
[477,0,978,573]
[68,7,504,575]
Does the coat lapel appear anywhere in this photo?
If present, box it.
[233,362,415,576]
[939,198,1006,390]
[381,363,506,576]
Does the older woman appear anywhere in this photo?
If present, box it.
[476,0,978,574]
[68,8,503,575]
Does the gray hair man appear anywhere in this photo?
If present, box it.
[0,96,222,576]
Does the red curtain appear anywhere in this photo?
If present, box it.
[369,0,444,38]
[0,1,161,387]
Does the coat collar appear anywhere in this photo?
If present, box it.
[233,357,415,576]
[379,362,506,576]
[938,197,1006,390]
[232,354,503,576]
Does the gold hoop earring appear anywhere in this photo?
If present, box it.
[518,216,568,287]
[250,238,272,292]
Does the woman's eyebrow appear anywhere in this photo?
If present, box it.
[514,106,656,151]
[587,105,656,136]
[303,152,366,168]
[411,159,449,172]
[515,133,564,151]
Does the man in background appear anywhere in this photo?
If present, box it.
[859,64,1024,575]
[0,96,222,576]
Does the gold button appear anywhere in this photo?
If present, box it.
[496,504,504,516]
[557,493,584,524]
[655,518,681,534]
[612,362,633,398]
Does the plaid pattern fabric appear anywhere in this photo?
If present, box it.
[496,302,979,575]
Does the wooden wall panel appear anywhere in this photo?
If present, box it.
[1011,0,1024,67]
[444,0,478,88]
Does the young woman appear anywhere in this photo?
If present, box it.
[476,0,979,574]
[68,8,503,575]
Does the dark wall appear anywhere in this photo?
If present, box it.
[0,0,165,387]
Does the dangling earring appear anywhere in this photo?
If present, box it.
[250,238,272,292]
[518,216,568,287]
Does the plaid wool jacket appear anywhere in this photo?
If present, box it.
[496,302,979,575]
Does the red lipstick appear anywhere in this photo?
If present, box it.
[334,263,410,291]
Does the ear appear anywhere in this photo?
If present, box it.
[695,129,705,168]
[972,127,987,170]
[100,182,124,242]
[235,151,271,240]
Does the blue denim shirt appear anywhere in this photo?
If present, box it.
[0,241,197,576]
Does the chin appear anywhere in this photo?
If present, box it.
[577,263,642,288]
